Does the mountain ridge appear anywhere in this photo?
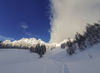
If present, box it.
[2,38,61,49]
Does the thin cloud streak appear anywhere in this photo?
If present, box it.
[0,35,14,41]
[20,22,33,36]
[49,0,100,43]
[20,22,28,29]
[25,32,32,36]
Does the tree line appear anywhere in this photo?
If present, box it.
[30,44,46,58]
[61,22,100,55]
[0,41,46,58]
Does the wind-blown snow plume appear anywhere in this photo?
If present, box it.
[49,0,100,43]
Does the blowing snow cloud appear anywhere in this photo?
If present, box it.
[49,0,100,43]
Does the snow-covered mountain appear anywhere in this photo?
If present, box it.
[2,38,60,49]
[12,38,46,45]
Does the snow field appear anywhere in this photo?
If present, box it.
[0,43,100,73]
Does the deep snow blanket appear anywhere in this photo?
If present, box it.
[0,44,100,73]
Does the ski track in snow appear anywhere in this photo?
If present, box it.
[42,58,48,73]
[45,49,70,73]
[0,43,100,73]
[42,53,60,73]
[61,62,70,73]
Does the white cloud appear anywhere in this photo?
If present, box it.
[20,22,28,29]
[25,32,32,36]
[0,35,14,41]
[49,0,100,43]
[20,22,32,36]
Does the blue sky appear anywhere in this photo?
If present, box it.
[0,0,100,43]
[0,0,50,42]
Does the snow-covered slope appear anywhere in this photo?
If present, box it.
[59,38,73,45]
[0,43,100,73]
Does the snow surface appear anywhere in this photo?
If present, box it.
[0,43,100,73]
